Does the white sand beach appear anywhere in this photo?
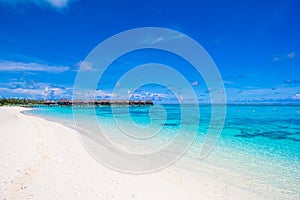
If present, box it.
[0,107,267,200]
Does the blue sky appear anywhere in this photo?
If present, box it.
[0,0,299,103]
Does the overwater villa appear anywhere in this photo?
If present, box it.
[41,99,154,107]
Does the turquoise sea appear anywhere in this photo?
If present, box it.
[25,105,300,198]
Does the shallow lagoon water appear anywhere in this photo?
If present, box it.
[26,105,300,198]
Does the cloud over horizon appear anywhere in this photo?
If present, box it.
[0,60,70,73]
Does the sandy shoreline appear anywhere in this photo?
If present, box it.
[0,107,275,199]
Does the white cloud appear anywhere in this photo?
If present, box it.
[46,0,69,8]
[287,52,296,59]
[142,33,184,45]
[191,81,198,86]
[151,36,163,44]
[0,60,69,73]
[115,81,121,88]
[94,90,113,99]
[0,0,74,9]
[42,86,68,98]
[76,61,93,71]
[292,94,300,100]
[223,81,235,85]
[0,82,71,99]
[272,52,296,61]
[0,87,44,96]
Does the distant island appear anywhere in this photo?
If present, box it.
[0,98,154,107]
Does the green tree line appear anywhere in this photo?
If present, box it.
[0,98,43,106]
